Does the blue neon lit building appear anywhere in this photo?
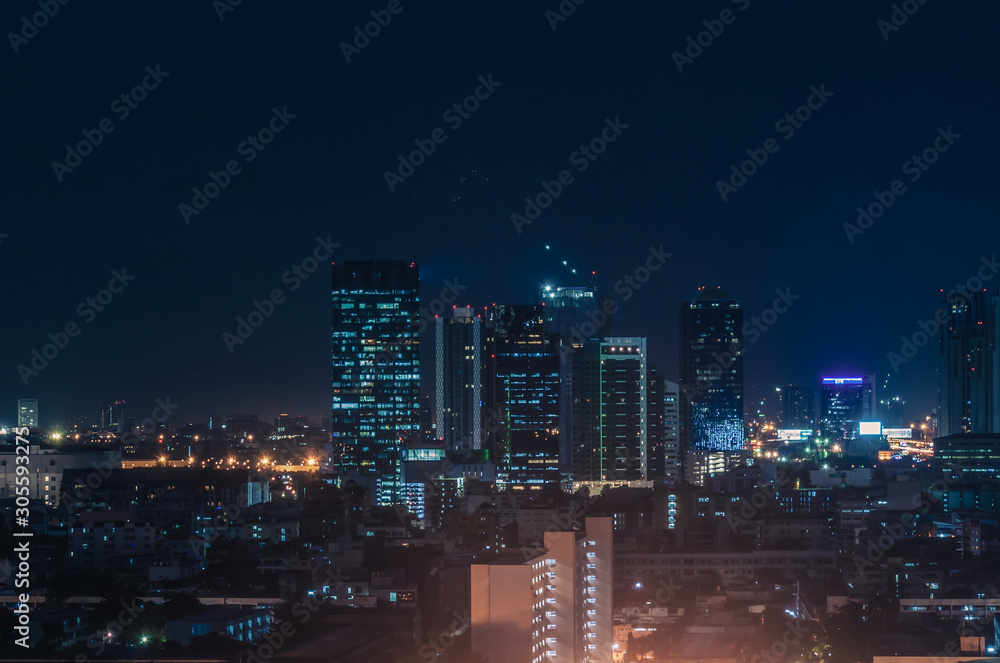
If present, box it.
[679,288,744,453]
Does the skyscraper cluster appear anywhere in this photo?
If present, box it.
[330,263,755,503]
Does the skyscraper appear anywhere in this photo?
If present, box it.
[331,261,420,506]
[100,401,125,434]
[781,386,815,429]
[483,304,560,488]
[17,399,38,428]
[647,366,665,480]
[570,339,602,484]
[600,337,647,481]
[538,284,612,487]
[435,307,483,452]
[571,338,648,483]
[679,288,744,453]
[819,374,876,440]
[663,380,681,482]
[938,289,999,436]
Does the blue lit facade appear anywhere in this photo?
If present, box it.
[820,376,868,440]
[331,261,419,506]
[679,288,744,453]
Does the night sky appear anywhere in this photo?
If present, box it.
[4,1,997,426]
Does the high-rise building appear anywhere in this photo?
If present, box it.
[570,340,602,484]
[100,401,125,434]
[538,284,612,488]
[571,338,647,483]
[435,307,483,452]
[600,338,647,481]
[781,386,815,429]
[663,380,681,482]
[647,367,665,480]
[938,289,999,436]
[17,399,38,428]
[679,288,744,453]
[471,517,613,663]
[331,261,420,506]
[483,305,560,488]
[820,375,876,440]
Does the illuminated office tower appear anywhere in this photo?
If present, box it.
[663,380,681,482]
[483,304,560,488]
[600,338,647,481]
[938,289,999,436]
[570,340,602,483]
[572,338,647,483]
[17,399,38,428]
[100,401,125,434]
[820,375,876,440]
[781,386,815,429]
[331,261,420,506]
[435,307,483,452]
[679,288,744,453]
[538,284,612,487]
[647,367,665,479]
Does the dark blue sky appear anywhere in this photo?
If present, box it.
[3,0,997,425]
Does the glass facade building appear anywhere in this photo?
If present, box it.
[938,289,999,436]
[435,307,483,452]
[679,288,744,453]
[483,304,560,488]
[820,375,876,440]
[331,261,420,506]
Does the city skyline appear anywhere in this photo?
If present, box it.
[5,3,999,426]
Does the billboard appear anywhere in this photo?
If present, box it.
[777,429,813,442]
[882,427,912,439]
[859,421,882,436]
[822,377,864,385]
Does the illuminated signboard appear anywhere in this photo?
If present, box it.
[882,428,913,439]
[822,377,864,385]
[859,421,882,436]
[405,448,445,462]
[777,429,813,441]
